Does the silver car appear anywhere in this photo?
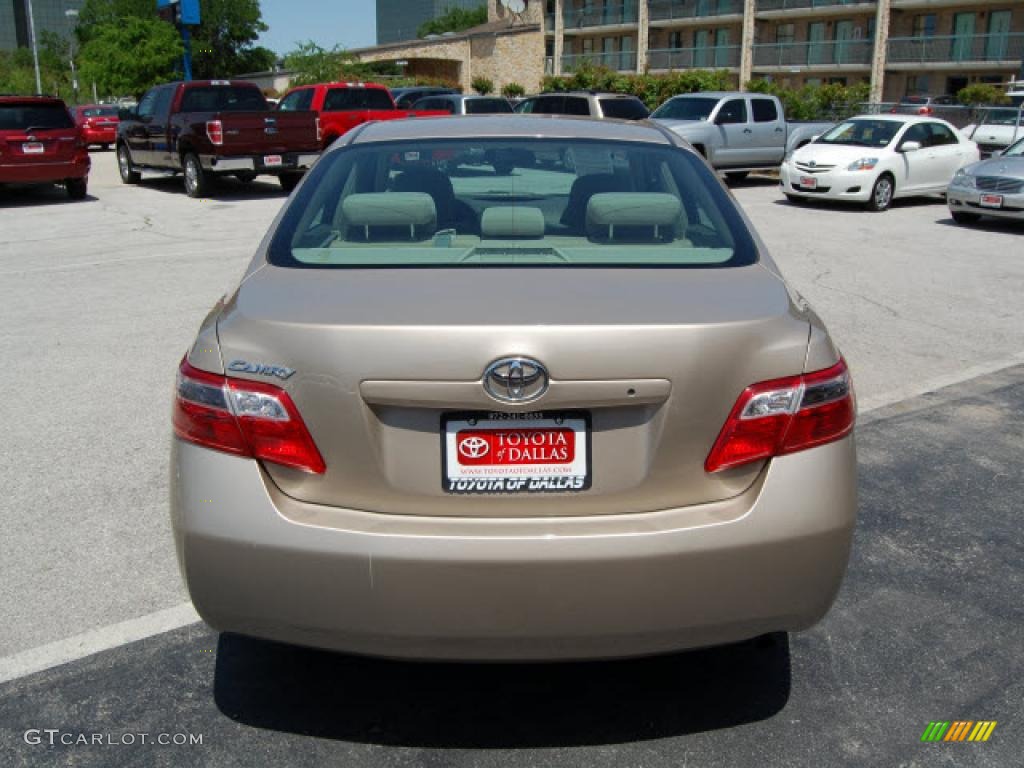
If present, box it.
[170,116,857,661]
[948,135,1024,225]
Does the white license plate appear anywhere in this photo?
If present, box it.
[799,176,818,189]
[263,154,282,167]
[22,142,44,154]
[442,411,591,494]
[979,194,1003,208]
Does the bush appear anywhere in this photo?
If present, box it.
[956,83,1010,106]
[542,63,733,110]
[471,76,494,95]
[746,78,870,120]
[501,82,525,98]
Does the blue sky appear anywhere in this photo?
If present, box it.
[258,0,377,57]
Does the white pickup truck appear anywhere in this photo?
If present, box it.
[962,105,1024,156]
[650,92,834,179]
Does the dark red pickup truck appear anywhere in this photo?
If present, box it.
[116,80,320,197]
[277,82,448,149]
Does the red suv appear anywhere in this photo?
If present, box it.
[0,96,90,199]
[73,104,120,149]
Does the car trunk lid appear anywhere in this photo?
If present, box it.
[214,264,812,517]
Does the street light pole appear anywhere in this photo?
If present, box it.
[65,8,80,102]
[24,0,42,94]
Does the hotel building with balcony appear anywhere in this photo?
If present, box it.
[543,0,1024,101]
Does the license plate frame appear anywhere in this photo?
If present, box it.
[979,193,1003,208]
[22,142,44,155]
[799,176,818,190]
[441,410,591,494]
[263,154,283,167]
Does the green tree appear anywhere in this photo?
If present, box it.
[282,41,363,87]
[77,0,274,78]
[956,83,1009,106]
[190,0,273,78]
[78,17,183,97]
[418,5,487,38]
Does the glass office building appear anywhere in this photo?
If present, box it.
[376,0,484,44]
[1,0,85,51]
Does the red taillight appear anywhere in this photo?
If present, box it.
[919,106,932,115]
[705,358,855,473]
[206,120,224,146]
[173,357,325,474]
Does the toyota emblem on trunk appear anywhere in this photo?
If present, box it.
[483,357,548,403]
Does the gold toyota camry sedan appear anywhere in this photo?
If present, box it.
[170,116,857,660]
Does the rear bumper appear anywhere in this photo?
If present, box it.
[171,435,857,660]
[0,156,90,184]
[202,152,319,174]
[81,128,116,144]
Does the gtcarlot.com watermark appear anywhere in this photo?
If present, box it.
[24,729,203,747]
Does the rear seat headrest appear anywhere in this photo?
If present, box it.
[481,206,545,239]
[342,192,437,240]
[585,192,682,241]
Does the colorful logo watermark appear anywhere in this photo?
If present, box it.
[921,721,997,742]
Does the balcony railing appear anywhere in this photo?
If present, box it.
[647,45,741,69]
[561,51,638,71]
[887,33,1024,64]
[757,0,874,10]
[753,39,873,67]
[563,2,639,29]
[648,0,744,22]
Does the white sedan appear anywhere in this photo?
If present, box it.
[780,115,979,211]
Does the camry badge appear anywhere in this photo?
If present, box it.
[483,357,548,403]
[227,359,295,380]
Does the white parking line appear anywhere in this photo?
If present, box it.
[1,351,1022,686]
[0,603,199,685]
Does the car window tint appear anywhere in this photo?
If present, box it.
[751,98,778,123]
[927,123,958,146]
[82,106,118,117]
[514,98,537,114]
[533,96,562,114]
[0,102,74,130]
[716,99,747,125]
[900,124,930,146]
[598,98,649,120]
[563,97,591,116]
[269,138,758,269]
[819,119,901,147]
[151,87,175,121]
[180,86,268,112]
[324,88,394,111]
[136,89,158,119]
[465,98,513,114]
[279,89,314,111]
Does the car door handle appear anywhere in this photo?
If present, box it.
[743,128,752,134]
[774,127,784,132]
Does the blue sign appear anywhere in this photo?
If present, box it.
[156,0,200,26]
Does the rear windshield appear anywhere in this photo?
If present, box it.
[0,103,74,130]
[650,97,719,121]
[981,107,1024,126]
[818,119,902,147]
[180,86,268,112]
[268,138,756,269]
[599,98,649,120]
[324,88,394,111]
[465,98,513,114]
[82,106,118,117]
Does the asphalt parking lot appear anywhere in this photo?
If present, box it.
[1,153,1022,766]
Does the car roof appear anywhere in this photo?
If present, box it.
[846,114,941,124]
[348,114,674,145]
[543,91,641,99]
[666,92,740,99]
[0,95,68,105]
